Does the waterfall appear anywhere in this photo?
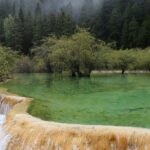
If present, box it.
[0,96,13,150]
[0,115,11,150]
[0,96,12,115]
[0,94,150,150]
[4,113,150,150]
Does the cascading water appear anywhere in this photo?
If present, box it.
[0,96,12,115]
[0,94,150,150]
[0,96,11,150]
[0,115,11,150]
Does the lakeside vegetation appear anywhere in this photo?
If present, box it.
[1,29,150,80]
[14,29,150,76]
[0,46,16,81]
[0,0,150,80]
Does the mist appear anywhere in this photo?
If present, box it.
[0,0,104,19]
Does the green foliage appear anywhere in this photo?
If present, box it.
[14,56,33,73]
[97,48,150,74]
[29,29,150,76]
[137,49,150,71]
[0,0,150,54]
[139,16,150,48]
[92,0,150,48]
[31,36,58,73]
[55,11,74,37]
[109,8,122,46]
[128,18,139,48]
[3,15,15,47]
[50,29,99,76]
[79,0,95,27]
[0,46,16,81]
[110,50,135,74]
[1,2,75,54]
[12,8,25,53]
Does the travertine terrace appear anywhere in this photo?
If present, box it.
[0,92,150,150]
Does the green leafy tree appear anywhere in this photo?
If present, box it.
[139,49,150,71]
[50,29,98,77]
[31,36,58,72]
[121,21,129,48]
[110,50,135,74]
[0,46,16,81]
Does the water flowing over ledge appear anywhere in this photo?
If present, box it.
[0,93,150,150]
[0,114,10,150]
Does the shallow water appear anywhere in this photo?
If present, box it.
[0,73,150,128]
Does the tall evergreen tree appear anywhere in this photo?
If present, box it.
[56,11,74,37]
[33,2,43,44]
[11,7,25,52]
[128,17,139,48]
[48,13,57,34]
[109,8,122,47]
[79,0,94,27]
[121,21,129,48]
[63,2,73,18]
[139,16,150,48]
[23,12,33,54]
[0,0,150,50]
[3,15,15,48]
[94,0,113,39]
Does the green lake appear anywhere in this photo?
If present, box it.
[1,73,150,128]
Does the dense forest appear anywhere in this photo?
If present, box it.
[0,0,150,80]
[0,0,150,55]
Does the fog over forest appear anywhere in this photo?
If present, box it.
[0,0,149,52]
[0,0,103,19]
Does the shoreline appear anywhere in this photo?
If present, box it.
[92,70,150,74]
[0,91,150,149]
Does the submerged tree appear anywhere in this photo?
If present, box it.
[108,50,136,74]
[49,29,99,77]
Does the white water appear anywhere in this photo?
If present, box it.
[0,115,10,150]
[0,96,11,150]
[0,96,12,115]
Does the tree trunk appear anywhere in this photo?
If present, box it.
[83,69,92,77]
[71,71,76,77]
[122,69,125,74]
[76,65,83,77]
[77,71,83,77]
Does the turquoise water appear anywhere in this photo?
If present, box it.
[0,73,150,128]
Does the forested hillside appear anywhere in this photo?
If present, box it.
[92,0,150,48]
[0,0,150,55]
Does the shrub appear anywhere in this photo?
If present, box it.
[14,56,33,73]
[0,46,16,81]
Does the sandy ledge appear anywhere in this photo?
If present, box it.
[0,91,150,150]
[92,70,150,74]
